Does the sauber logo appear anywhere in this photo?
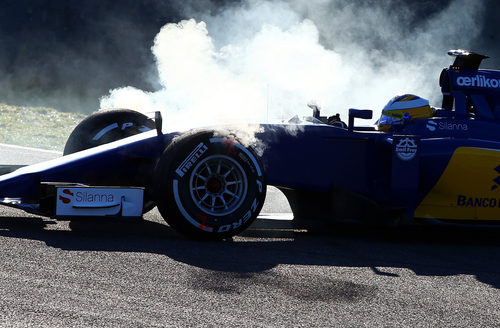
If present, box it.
[395,137,417,161]
[456,75,500,89]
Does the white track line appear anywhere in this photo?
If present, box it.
[0,143,62,155]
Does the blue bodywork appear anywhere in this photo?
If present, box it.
[0,50,499,225]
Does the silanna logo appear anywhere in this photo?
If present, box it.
[456,75,500,89]
[425,120,468,132]
[59,189,73,204]
[426,120,437,131]
[456,165,500,208]
[58,188,115,204]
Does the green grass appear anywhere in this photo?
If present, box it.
[0,103,86,151]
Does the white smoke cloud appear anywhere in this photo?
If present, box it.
[100,0,485,131]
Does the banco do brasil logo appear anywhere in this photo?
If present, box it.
[491,165,500,191]
[457,164,500,209]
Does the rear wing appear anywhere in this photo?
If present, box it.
[447,49,489,70]
[440,49,500,120]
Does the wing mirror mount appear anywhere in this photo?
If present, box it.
[348,109,373,132]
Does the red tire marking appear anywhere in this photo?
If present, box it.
[197,214,211,230]
[225,140,237,156]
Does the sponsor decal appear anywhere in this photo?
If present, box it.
[456,75,500,88]
[176,142,208,177]
[438,122,468,131]
[426,120,468,132]
[395,137,417,161]
[426,120,437,131]
[57,189,115,205]
[457,195,500,208]
[491,165,500,191]
[455,165,500,207]
[59,189,74,204]
[55,187,143,217]
[75,192,114,203]
[59,189,115,204]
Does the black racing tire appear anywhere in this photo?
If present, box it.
[63,108,156,213]
[154,130,266,239]
[63,108,155,155]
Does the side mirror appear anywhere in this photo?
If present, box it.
[155,111,163,135]
[307,102,321,119]
[348,109,373,132]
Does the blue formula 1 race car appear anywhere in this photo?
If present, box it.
[0,49,498,239]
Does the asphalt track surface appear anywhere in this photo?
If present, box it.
[0,145,499,327]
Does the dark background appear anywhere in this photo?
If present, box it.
[0,0,498,113]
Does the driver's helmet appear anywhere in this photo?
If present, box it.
[377,94,433,132]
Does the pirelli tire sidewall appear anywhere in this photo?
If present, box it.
[155,131,266,239]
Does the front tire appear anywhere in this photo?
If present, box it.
[63,108,156,213]
[154,131,266,239]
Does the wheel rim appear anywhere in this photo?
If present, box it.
[189,155,248,216]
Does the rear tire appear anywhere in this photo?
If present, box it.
[154,131,266,239]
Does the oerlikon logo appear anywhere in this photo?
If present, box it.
[59,189,74,204]
[456,75,500,89]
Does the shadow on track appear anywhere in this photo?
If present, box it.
[0,215,499,289]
